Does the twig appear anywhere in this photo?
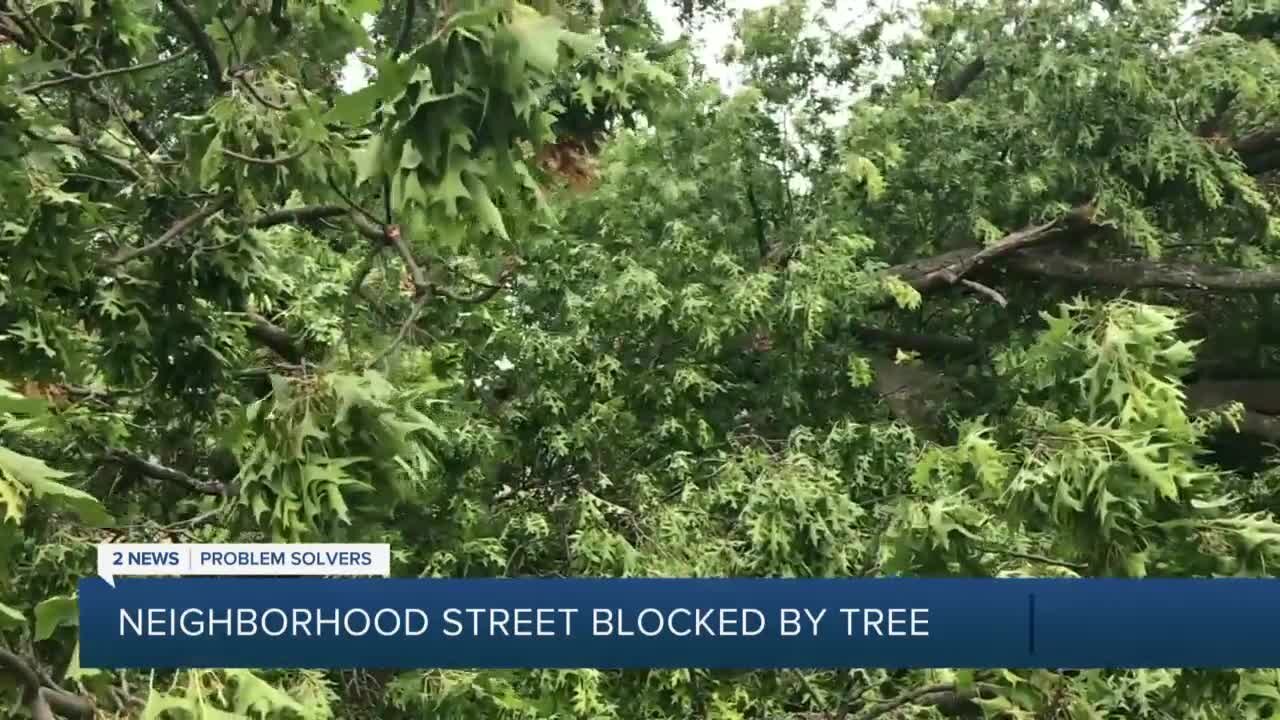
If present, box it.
[222,143,311,166]
[344,246,383,360]
[19,49,193,93]
[100,196,231,268]
[24,130,143,181]
[959,278,1008,306]
[99,88,170,184]
[851,683,955,720]
[980,544,1088,571]
[434,267,515,303]
[326,176,387,228]
[11,0,71,56]
[368,294,429,367]
[160,0,228,92]
[237,75,289,110]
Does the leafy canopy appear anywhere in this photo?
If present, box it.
[3,0,1280,718]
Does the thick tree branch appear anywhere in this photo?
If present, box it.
[392,0,416,58]
[100,196,231,268]
[1213,126,1280,175]
[245,311,304,363]
[250,204,350,228]
[19,48,192,93]
[1197,89,1237,138]
[959,278,1007,306]
[852,682,998,720]
[743,162,771,264]
[881,204,1097,300]
[249,203,385,241]
[160,0,227,92]
[385,225,429,293]
[934,56,987,102]
[1187,379,1280,443]
[0,647,95,720]
[268,0,291,36]
[107,450,228,496]
[1007,252,1280,292]
[851,325,979,358]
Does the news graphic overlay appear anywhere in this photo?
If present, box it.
[96,543,390,586]
[78,571,1280,669]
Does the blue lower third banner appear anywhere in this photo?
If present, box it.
[79,578,1280,669]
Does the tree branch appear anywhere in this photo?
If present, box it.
[249,203,385,241]
[250,204,350,228]
[19,48,193,94]
[1213,126,1280,175]
[852,683,951,720]
[107,450,228,496]
[245,311,304,363]
[850,325,979,358]
[1187,379,1280,442]
[268,0,291,36]
[1007,252,1280,292]
[934,55,987,102]
[386,225,429,293]
[0,647,95,720]
[392,0,416,58]
[222,143,311,166]
[160,0,227,92]
[880,204,1097,300]
[434,273,514,303]
[367,294,429,367]
[100,196,231,268]
[980,545,1087,570]
[24,130,144,180]
[959,278,1007,306]
[80,87,161,154]
[236,76,289,110]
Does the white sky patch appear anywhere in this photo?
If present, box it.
[339,14,376,92]
[337,1,920,93]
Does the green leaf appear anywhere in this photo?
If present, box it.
[0,394,47,416]
[326,85,387,125]
[201,132,224,186]
[229,669,309,716]
[63,639,103,681]
[434,167,471,216]
[400,141,423,169]
[352,134,385,186]
[464,175,508,240]
[12,450,112,526]
[142,691,197,720]
[445,4,504,32]
[0,601,24,630]
[34,594,77,641]
[508,4,566,74]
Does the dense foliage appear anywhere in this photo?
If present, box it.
[3,0,1280,717]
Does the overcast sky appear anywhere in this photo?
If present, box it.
[340,0,897,92]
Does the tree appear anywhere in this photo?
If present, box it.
[2,0,1280,717]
